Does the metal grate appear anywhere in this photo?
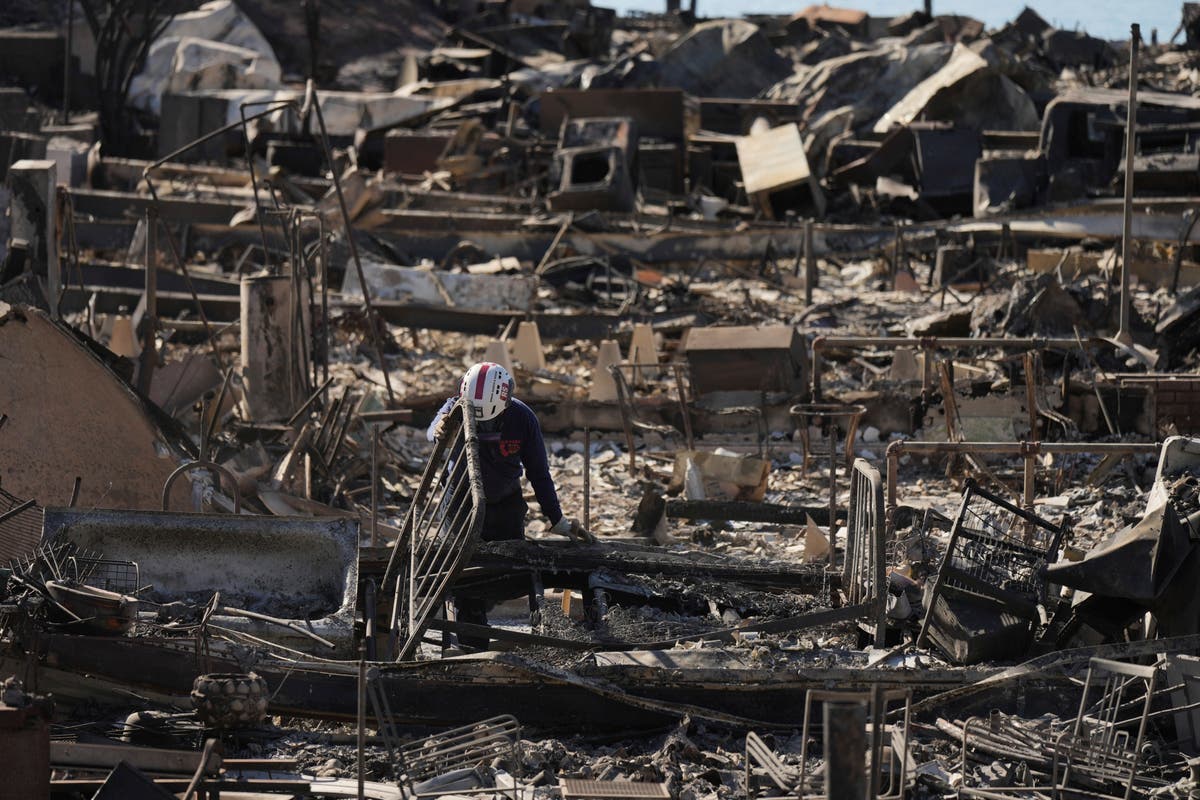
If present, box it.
[844,458,887,646]
[68,556,140,595]
[382,399,485,661]
[400,714,521,785]
[561,779,671,800]
[942,483,1061,605]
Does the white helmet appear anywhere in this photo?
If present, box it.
[460,362,513,421]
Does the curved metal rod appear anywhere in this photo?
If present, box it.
[162,460,243,513]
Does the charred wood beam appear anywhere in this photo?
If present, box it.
[469,540,834,591]
[666,499,840,527]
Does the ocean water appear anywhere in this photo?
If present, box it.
[607,0,1182,43]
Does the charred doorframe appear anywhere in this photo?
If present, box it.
[810,336,1097,401]
[381,399,485,661]
[883,440,1161,539]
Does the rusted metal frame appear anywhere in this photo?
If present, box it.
[308,87,396,406]
[318,215,330,386]
[810,336,1097,401]
[382,400,484,661]
[325,390,363,467]
[789,403,865,471]
[957,716,1058,797]
[288,210,316,399]
[399,713,521,792]
[237,102,292,273]
[846,459,887,648]
[181,737,220,800]
[610,364,643,477]
[408,462,475,627]
[236,92,395,406]
[744,730,797,797]
[670,362,695,450]
[884,440,1160,541]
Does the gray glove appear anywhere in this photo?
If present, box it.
[550,516,595,544]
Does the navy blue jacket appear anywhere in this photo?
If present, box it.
[428,397,563,525]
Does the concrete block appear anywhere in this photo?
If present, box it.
[512,321,545,371]
[590,339,622,402]
[484,339,513,373]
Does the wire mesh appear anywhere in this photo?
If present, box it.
[0,486,42,564]
[68,556,140,595]
[941,482,1061,604]
[845,459,887,646]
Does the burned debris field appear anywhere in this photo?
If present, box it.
[3,0,1200,798]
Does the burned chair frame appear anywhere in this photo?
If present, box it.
[958,657,1161,800]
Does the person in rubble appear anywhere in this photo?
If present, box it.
[427,361,586,648]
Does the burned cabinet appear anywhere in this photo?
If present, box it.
[682,324,807,396]
[548,117,638,213]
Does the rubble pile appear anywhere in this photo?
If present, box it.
[3,0,1200,797]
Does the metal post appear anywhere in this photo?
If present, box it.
[370,426,380,548]
[139,210,158,395]
[891,223,902,280]
[1023,452,1036,509]
[828,421,837,568]
[1117,23,1140,344]
[357,647,366,800]
[824,700,867,800]
[62,0,73,124]
[804,219,816,306]
[583,427,591,532]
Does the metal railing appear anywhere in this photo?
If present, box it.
[845,459,887,648]
[383,399,485,661]
[0,486,41,564]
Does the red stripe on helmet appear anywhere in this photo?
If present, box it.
[473,363,492,400]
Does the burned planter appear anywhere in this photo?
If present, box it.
[43,508,360,655]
